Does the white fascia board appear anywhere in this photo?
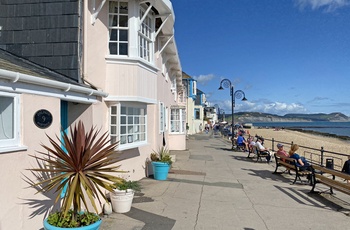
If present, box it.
[104,95,157,104]
[0,69,108,103]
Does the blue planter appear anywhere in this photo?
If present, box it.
[43,217,102,230]
[152,162,171,180]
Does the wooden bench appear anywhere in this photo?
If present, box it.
[273,153,312,184]
[310,164,350,196]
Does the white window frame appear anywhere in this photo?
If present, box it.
[109,102,147,150]
[138,5,154,62]
[0,92,21,152]
[170,108,186,134]
[108,0,129,56]
[159,102,165,133]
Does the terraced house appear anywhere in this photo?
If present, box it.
[0,0,185,229]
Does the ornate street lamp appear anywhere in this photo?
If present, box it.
[218,79,247,135]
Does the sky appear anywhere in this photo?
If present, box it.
[171,0,350,116]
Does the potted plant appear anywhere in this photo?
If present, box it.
[110,179,141,213]
[150,147,172,180]
[28,121,125,229]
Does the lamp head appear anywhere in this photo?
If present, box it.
[218,86,224,90]
[242,97,247,101]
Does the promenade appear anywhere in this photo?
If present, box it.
[100,132,350,230]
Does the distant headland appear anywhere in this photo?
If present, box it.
[231,112,350,123]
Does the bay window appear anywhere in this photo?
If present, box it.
[170,108,186,134]
[110,103,147,148]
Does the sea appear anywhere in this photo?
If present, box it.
[252,121,350,138]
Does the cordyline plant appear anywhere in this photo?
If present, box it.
[28,121,124,227]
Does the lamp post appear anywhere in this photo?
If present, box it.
[218,79,247,135]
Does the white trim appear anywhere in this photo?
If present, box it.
[0,80,100,104]
[105,95,157,104]
[105,56,159,73]
[0,69,108,97]
[0,145,27,154]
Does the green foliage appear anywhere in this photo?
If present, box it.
[47,210,99,228]
[151,147,172,164]
[114,179,141,192]
[28,121,125,227]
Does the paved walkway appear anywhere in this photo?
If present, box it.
[100,132,350,230]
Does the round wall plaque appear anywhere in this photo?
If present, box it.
[34,109,53,129]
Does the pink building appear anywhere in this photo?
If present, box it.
[0,0,186,229]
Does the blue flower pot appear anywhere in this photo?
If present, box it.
[152,162,171,180]
[43,216,102,230]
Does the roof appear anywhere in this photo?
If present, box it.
[0,48,82,86]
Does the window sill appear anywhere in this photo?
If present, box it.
[105,56,159,73]
[0,145,28,154]
[118,141,148,151]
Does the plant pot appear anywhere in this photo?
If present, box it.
[110,189,135,213]
[152,161,171,180]
[43,215,102,230]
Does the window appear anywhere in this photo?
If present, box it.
[194,108,200,120]
[170,108,186,134]
[110,104,147,148]
[109,1,128,55]
[0,92,20,150]
[159,102,164,133]
[139,6,153,62]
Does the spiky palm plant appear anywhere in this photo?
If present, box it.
[29,121,124,227]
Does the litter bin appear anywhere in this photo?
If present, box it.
[326,158,334,169]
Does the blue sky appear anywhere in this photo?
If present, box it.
[171,0,350,116]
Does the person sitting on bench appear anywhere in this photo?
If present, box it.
[236,133,249,151]
[288,144,312,171]
[255,137,271,162]
[276,143,289,161]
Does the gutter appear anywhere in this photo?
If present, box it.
[0,68,108,98]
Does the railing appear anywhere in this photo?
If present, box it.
[266,138,348,171]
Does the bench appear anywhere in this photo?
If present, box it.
[310,164,350,196]
[273,153,312,184]
[247,147,271,163]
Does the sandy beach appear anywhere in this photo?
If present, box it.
[246,127,350,169]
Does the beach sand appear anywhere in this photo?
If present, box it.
[246,127,350,169]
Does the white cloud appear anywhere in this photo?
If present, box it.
[193,74,215,85]
[215,100,307,116]
[295,0,350,11]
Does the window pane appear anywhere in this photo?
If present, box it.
[128,116,133,124]
[121,126,126,134]
[109,15,118,27]
[119,15,128,27]
[109,2,118,13]
[121,116,126,124]
[111,106,117,115]
[120,135,127,144]
[109,43,118,55]
[0,97,14,140]
[111,116,116,124]
[111,126,116,134]
[119,30,128,41]
[121,106,126,114]
[120,2,128,14]
[110,30,118,41]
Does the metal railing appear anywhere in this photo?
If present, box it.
[266,137,348,171]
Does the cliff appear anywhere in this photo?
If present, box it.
[230,112,350,123]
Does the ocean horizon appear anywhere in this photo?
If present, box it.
[252,121,350,138]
